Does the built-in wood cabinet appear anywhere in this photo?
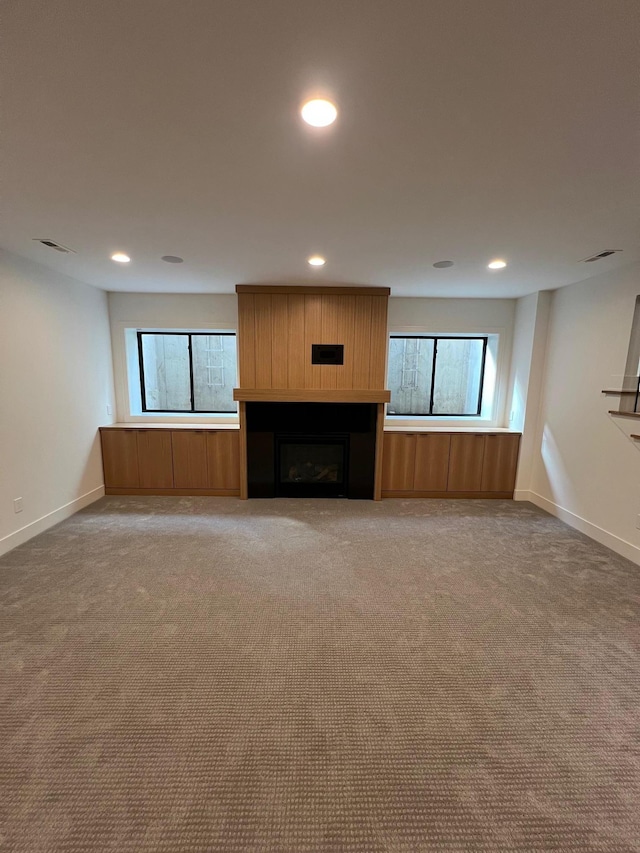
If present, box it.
[480,433,521,492]
[447,434,486,492]
[100,429,140,488]
[100,427,241,495]
[206,431,240,490]
[382,433,453,492]
[171,431,209,489]
[381,432,520,498]
[100,426,517,500]
[413,433,452,492]
[136,430,174,489]
[381,433,416,491]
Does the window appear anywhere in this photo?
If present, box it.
[387,336,488,416]
[137,332,237,413]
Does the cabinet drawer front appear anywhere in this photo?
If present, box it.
[447,434,485,492]
[171,431,209,489]
[136,431,174,489]
[101,430,139,488]
[414,434,451,491]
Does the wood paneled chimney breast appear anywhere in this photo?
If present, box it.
[233,285,390,398]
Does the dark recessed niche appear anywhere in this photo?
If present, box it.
[312,344,344,365]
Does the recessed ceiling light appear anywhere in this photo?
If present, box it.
[487,259,507,270]
[111,252,131,263]
[161,255,184,264]
[308,255,326,267]
[433,260,454,268]
[301,99,337,127]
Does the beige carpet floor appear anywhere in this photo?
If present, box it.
[1,497,640,852]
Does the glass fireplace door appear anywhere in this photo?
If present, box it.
[276,435,349,497]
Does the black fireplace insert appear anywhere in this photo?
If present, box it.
[276,435,348,497]
[246,402,377,499]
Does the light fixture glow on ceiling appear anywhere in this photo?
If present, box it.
[111,252,131,263]
[301,99,337,127]
[487,259,507,270]
[308,255,326,267]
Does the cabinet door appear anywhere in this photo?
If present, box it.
[136,430,174,489]
[481,434,520,492]
[381,433,416,491]
[413,434,451,491]
[101,430,139,488]
[171,431,209,489]
[206,431,240,490]
[447,434,485,492]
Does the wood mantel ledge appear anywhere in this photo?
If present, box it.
[233,388,391,403]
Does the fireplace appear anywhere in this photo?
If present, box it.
[276,435,348,497]
[246,402,377,499]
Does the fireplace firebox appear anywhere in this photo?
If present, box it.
[276,435,348,497]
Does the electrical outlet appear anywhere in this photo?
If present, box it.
[106,404,113,416]
[509,410,515,423]
[13,497,23,513]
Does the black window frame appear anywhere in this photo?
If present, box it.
[137,331,237,414]
[388,335,489,417]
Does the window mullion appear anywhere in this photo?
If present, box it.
[428,338,438,415]
[188,334,195,413]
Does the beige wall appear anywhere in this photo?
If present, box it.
[0,251,114,555]
[108,292,237,422]
[525,262,640,563]
[389,297,516,427]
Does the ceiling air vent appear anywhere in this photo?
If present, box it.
[582,249,622,263]
[33,238,77,254]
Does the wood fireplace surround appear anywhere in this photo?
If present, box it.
[232,285,391,499]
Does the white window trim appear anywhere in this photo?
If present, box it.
[385,325,511,428]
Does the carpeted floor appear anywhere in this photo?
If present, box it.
[1,497,640,852]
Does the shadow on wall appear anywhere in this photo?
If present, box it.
[538,424,573,510]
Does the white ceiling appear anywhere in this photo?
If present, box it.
[2,0,639,297]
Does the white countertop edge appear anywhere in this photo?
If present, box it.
[101,422,241,430]
[101,422,519,434]
[384,425,518,433]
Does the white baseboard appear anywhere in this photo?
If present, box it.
[0,485,105,558]
[515,489,640,566]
